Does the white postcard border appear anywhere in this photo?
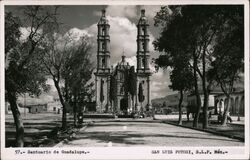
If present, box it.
[0,0,249,160]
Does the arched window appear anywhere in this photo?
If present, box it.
[142,42,145,51]
[120,85,124,94]
[120,72,124,80]
[102,28,105,36]
[142,58,145,68]
[142,27,145,36]
[102,42,105,51]
[102,58,105,68]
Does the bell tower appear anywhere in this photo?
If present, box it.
[95,9,111,112]
[137,9,150,73]
[136,9,152,111]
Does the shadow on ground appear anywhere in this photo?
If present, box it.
[5,120,64,147]
[64,122,242,147]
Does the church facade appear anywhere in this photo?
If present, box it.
[94,9,152,114]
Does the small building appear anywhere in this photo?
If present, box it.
[26,104,48,114]
[187,88,244,117]
[47,99,62,113]
[214,91,244,116]
[5,102,47,114]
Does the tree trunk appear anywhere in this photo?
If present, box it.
[141,102,143,113]
[178,90,183,125]
[54,79,67,130]
[221,95,231,126]
[132,95,134,112]
[201,47,209,129]
[193,52,201,128]
[7,91,24,147]
[193,90,201,128]
[202,91,209,129]
[73,94,77,127]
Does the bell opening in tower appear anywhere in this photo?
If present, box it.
[102,28,105,36]
[142,27,145,36]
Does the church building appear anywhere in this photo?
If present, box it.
[94,9,152,114]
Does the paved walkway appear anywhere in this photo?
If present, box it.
[154,114,245,125]
[56,120,244,147]
[230,116,245,125]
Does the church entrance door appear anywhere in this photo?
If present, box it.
[120,98,128,114]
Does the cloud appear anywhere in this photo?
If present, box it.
[123,56,137,67]
[19,27,30,42]
[15,6,173,100]
[105,6,138,19]
[140,5,162,20]
[151,68,172,99]
[19,27,43,42]
[57,8,171,99]
[105,5,161,21]
[108,16,138,63]
[67,27,94,40]
[68,15,155,64]
[106,16,155,64]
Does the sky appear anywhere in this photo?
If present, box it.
[6,5,175,99]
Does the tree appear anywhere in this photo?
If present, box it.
[62,36,94,126]
[153,34,194,125]
[138,82,145,112]
[166,6,219,129]
[5,13,21,58]
[128,66,137,112]
[5,6,58,147]
[154,5,243,128]
[110,75,116,113]
[41,28,94,129]
[208,6,244,125]
[169,64,194,125]
[178,5,243,128]
[41,31,72,130]
[100,79,104,112]
[153,6,202,128]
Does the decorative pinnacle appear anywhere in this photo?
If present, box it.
[122,49,126,62]
[102,9,106,17]
[141,9,145,17]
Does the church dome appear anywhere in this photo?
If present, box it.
[116,54,130,70]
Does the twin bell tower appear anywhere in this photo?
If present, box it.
[94,9,152,113]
